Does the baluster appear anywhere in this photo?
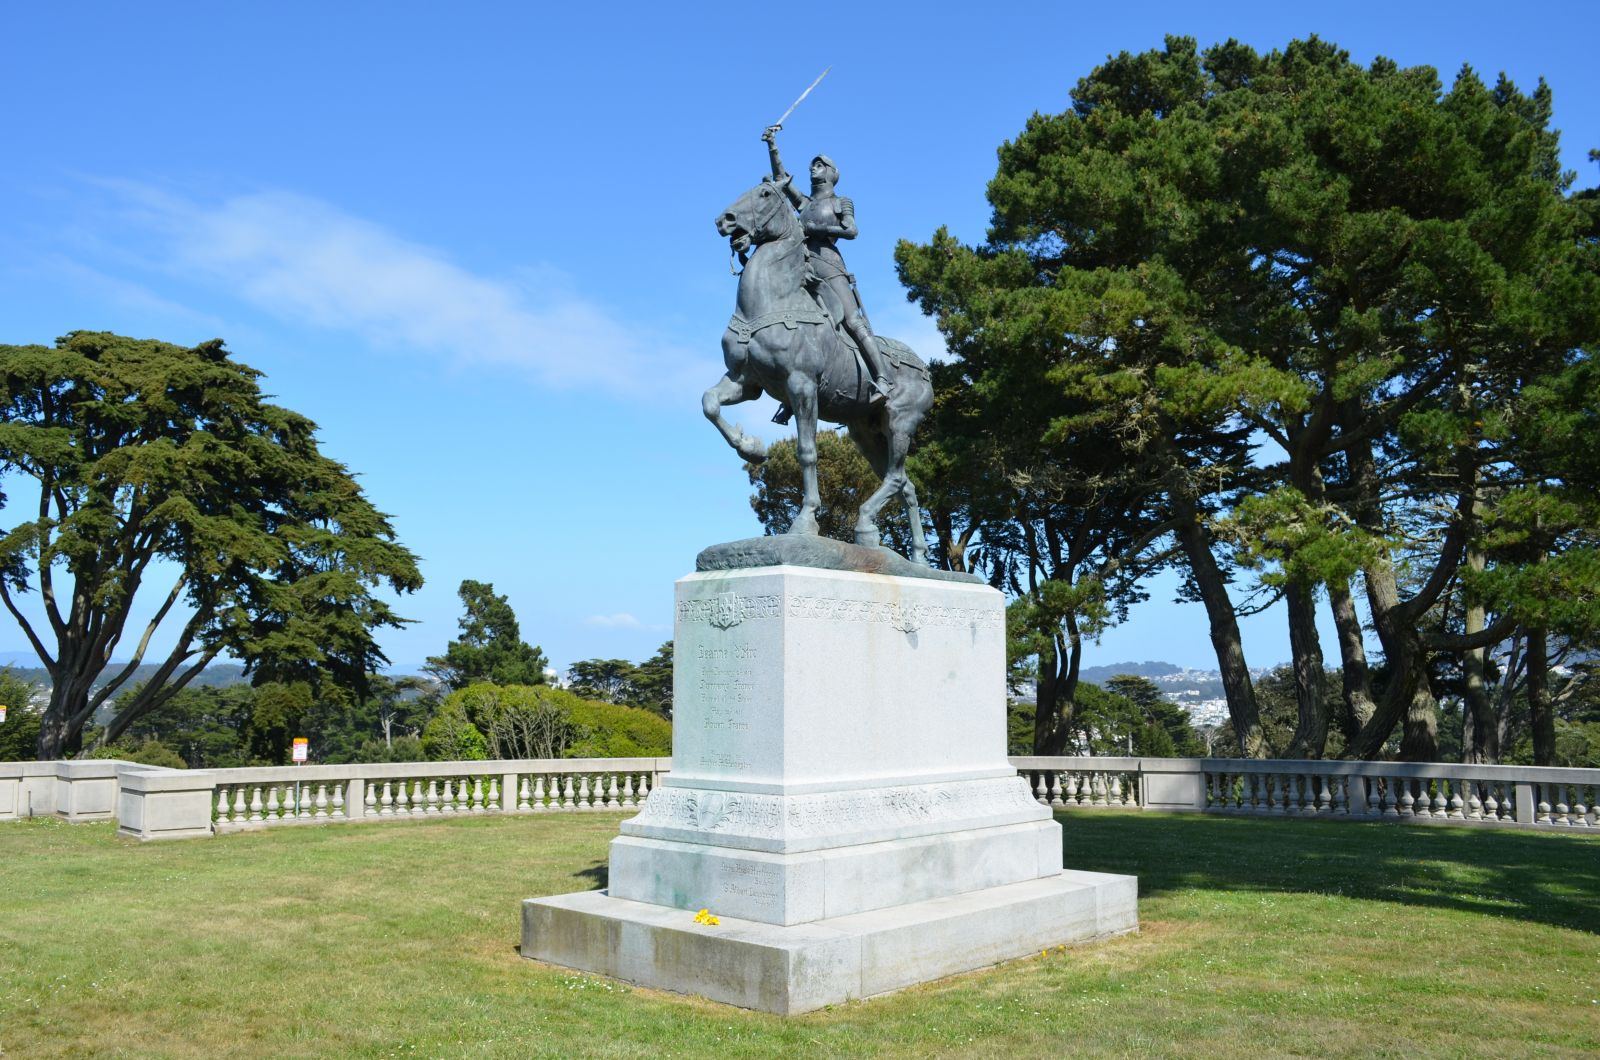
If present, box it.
[396,780,412,816]
[1398,779,1415,817]
[1554,785,1571,827]
[217,787,232,824]
[379,780,393,815]
[315,785,329,818]
[638,773,652,801]
[1064,774,1080,805]
[266,785,282,821]
[1463,779,1481,820]
[1031,771,1046,803]
[562,775,576,810]
[1376,777,1394,817]
[1570,786,1589,827]
[1429,781,1447,818]
[248,786,264,822]
[1046,771,1063,807]
[1092,773,1108,807]
[1446,779,1464,819]
[1109,774,1124,806]
[532,776,547,811]
[606,775,621,809]
[297,784,313,819]
[622,774,636,809]
[1316,775,1332,814]
[486,778,499,812]
[518,776,532,811]
[1536,784,1552,824]
[1482,783,1499,822]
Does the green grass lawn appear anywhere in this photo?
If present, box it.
[1,810,1596,1058]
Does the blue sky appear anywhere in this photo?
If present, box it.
[2,2,1596,677]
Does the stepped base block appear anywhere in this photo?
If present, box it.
[608,819,1063,926]
[521,870,1137,1015]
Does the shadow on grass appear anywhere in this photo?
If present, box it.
[1059,810,1600,934]
[576,861,608,890]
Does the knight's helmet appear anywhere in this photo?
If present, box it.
[811,154,840,185]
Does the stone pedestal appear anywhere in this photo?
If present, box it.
[522,552,1137,1013]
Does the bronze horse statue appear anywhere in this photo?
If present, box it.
[705,177,933,563]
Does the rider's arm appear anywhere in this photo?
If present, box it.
[764,126,805,207]
[834,196,858,239]
[803,198,857,240]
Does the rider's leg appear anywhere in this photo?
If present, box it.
[847,314,893,400]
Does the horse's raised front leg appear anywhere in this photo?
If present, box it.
[702,374,767,463]
[786,371,821,536]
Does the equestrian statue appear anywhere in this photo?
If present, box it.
[703,105,934,565]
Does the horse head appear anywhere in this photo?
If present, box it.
[716,177,796,258]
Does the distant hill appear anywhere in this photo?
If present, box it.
[1,662,251,692]
[1077,660,1183,683]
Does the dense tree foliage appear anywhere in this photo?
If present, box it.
[424,580,548,689]
[565,642,675,719]
[0,668,42,761]
[0,332,422,758]
[899,37,1600,762]
[1007,676,1203,757]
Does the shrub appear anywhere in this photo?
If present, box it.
[421,702,487,761]
[566,698,671,757]
[352,735,427,763]
[88,738,188,770]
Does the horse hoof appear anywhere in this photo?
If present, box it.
[738,441,768,464]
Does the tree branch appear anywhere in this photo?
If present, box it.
[88,574,188,712]
[1426,611,1518,653]
[0,576,57,673]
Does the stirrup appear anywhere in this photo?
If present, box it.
[772,404,794,425]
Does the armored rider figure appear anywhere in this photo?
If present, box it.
[762,125,894,402]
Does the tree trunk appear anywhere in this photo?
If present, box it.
[1172,507,1264,756]
[1033,627,1083,755]
[1346,558,1415,759]
[1286,580,1329,758]
[1398,680,1441,763]
[1033,636,1060,754]
[1527,625,1555,766]
[37,673,93,760]
[1327,578,1377,743]
[1460,545,1498,762]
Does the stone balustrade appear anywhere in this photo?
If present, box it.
[204,758,668,835]
[1015,756,1600,830]
[3,755,1596,839]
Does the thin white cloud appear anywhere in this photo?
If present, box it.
[584,613,644,628]
[88,182,709,395]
